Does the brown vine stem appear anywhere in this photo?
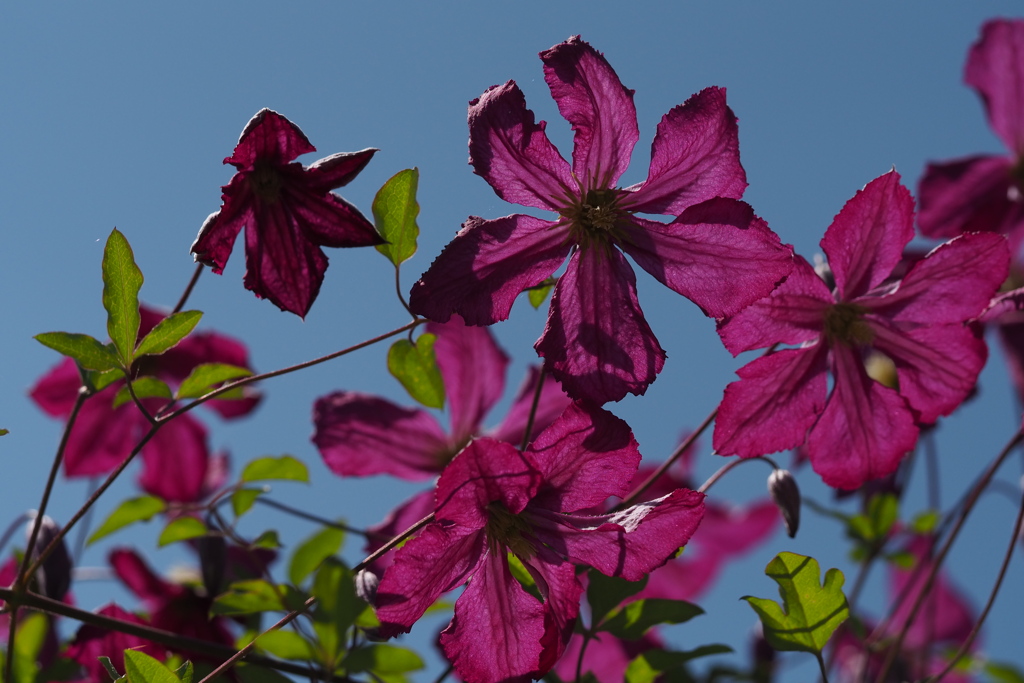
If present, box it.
[697,455,779,494]
[163,318,423,421]
[872,427,1024,683]
[172,262,205,314]
[519,366,548,451]
[354,512,434,573]
[926,485,1024,683]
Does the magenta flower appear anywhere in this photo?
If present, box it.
[917,19,1024,257]
[313,314,569,481]
[191,108,383,317]
[30,306,259,501]
[409,36,793,403]
[714,171,1009,489]
[374,402,705,683]
[67,604,163,681]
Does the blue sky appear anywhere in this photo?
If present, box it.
[2,3,1023,680]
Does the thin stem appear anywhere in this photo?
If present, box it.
[432,663,455,683]
[253,497,377,539]
[125,377,157,426]
[173,262,205,314]
[22,425,160,583]
[519,366,547,451]
[697,455,779,494]
[163,318,422,422]
[927,486,1024,683]
[816,652,831,683]
[617,407,718,509]
[393,266,413,317]
[575,632,592,683]
[354,512,434,573]
[873,427,1024,683]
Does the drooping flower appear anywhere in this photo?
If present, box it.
[917,19,1024,258]
[313,314,569,481]
[374,402,705,683]
[191,108,383,317]
[714,171,1008,489]
[30,306,259,501]
[409,36,793,404]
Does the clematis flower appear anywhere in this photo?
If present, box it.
[714,171,1009,489]
[917,19,1024,259]
[30,306,259,502]
[375,401,705,683]
[191,108,383,317]
[409,36,793,404]
[66,604,163,682]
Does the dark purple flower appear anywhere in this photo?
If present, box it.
[192,108,383,317]
[409,36,792,403]
[375,402,705,683]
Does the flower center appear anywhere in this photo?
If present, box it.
[561,188,630,249]
[823,302,874,346]
[485,502,536,560]
[249,159,283,203]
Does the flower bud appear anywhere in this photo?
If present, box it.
[26,513,72,601]
[355,568,379,606]
[767,469,801,538]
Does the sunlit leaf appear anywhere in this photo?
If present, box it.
[373,168,421,266]
[743,552,849,655]
[507,553,541,601]
[212,579,304,616]
[312,558,360,669]
[34,332,119,371]
[112,376,172,409]
[231,488,263,518]
[256,630,316,661]
[173,661,193,683]
[11,613,47,683]
[252,530,281,549]
[600,599,703,640]
[343,644,424,675]
[241,455,308,483]
[587,571,647,626]
[176,363,252,400]
[289,526,345,586]
[158,517,208,547]
[624,645,733,683]
[526,277,556,309]
[88,495,166,545]
[135,310,203,357]
[123,649,181,683]
[102,229,143,367]
[387,334,444,409]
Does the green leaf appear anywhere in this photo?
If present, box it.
[289,525,345,586]
[158,517,208,547]
[343,644,424,675]
[234,664,293,683]
[0,429,7,437]
[173,661,194,683]
[255,630,316,661]
[252,530,281,549]
[312,558,360,669]
[34,332,120,371]
[102,229,144,367]
[123,649,181,683]
[600,599,704,640]
[176,363,253,400]
[99,656,122,680]
[867,492,898,539]
[743,552,849,655]
[373,168,420,266]
[624,645,732,683]
[387,334,445,409]
[87,368,127,392]
[241,455,309,483]
[136,310,203,357]
[507,553,542,601]
[231,487,263,518]
[88,495,166,545]
[985,660,1024,683]
[587,571,648,626]
[526,277,557,309]
[211,579,303,616]
[11,612,47,683]
[113,376,173,409]
[910,509,940,534]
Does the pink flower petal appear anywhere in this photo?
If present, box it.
[110,548,181,608]
[916,155,1023,243]
[312,391,450,480]
[409,214,571,325]
[488,366,571,446]
[521,545,584,674]
[807,346,918,489]
[137,413,210,504]
[364,489,436,573]
[714,345,829,457]
[192,198,252,275]
[287,187,380,249]
[628,87,747,214]
[440,551,548,683]
[540,36,639,189]
[966,19,1024,154]
[468,81,575,211]
[867,319,986,425]
[227,109,315,167]
[304,149,377,191]
[535,247,665,403]
[375,523,486,637]
[29,357,81,418]
[530,489,705,581]
[864,232,1009,324]
[526,402,640,514]
[620,199,793,318]
[67,604,162,681]
[716,256,830,356]
[62,394,146,477]
[435,439,541,527]
[429,316,509,444]
[821,170,915,300]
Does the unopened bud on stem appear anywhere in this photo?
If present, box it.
[767,469,801,538]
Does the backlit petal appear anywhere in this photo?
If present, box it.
[966,19,1024,154]
[137,413,210,504]
[435,439,541,527]
[916,155,1023,243]
[488,366,571,447]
